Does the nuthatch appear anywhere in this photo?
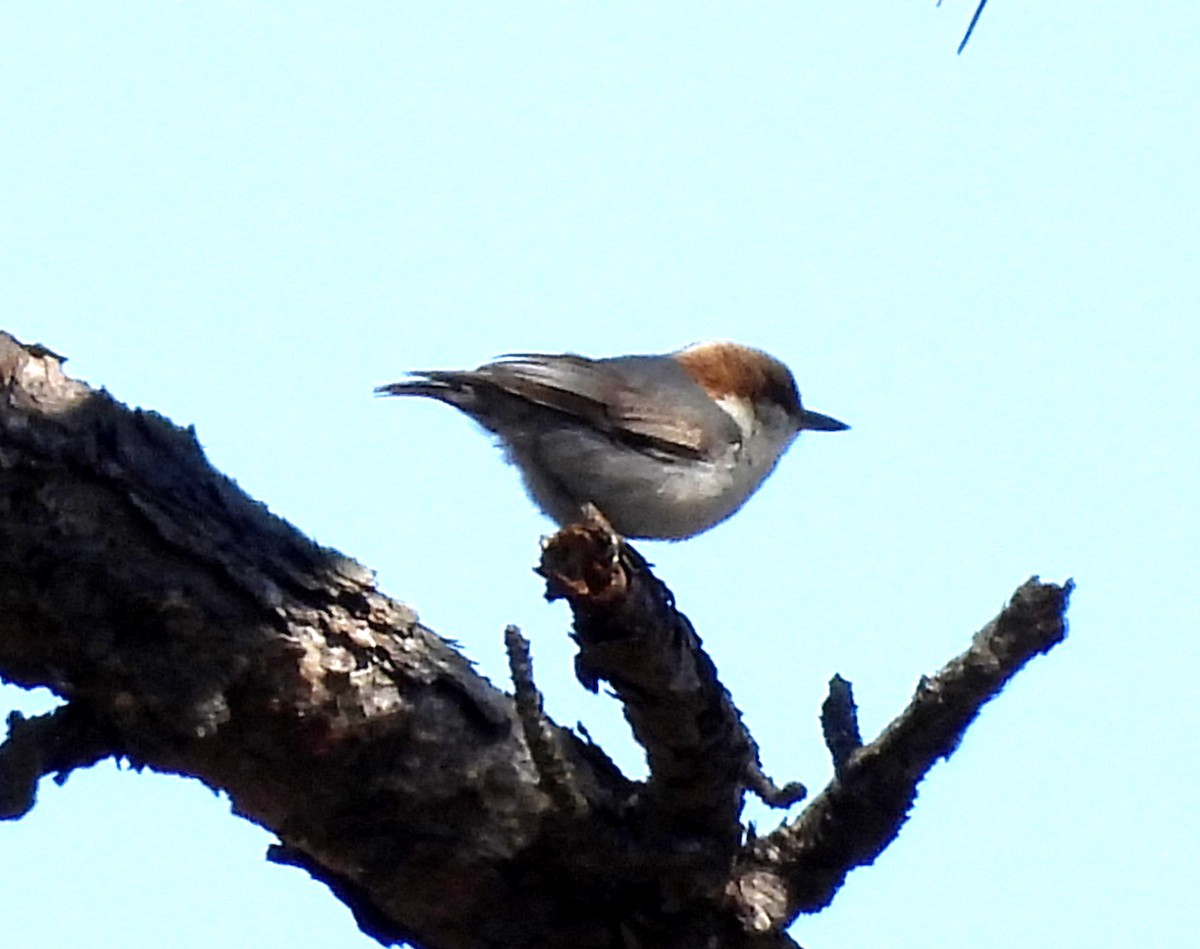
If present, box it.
[376,341,847,540]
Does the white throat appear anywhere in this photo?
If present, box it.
[713,395,798,484]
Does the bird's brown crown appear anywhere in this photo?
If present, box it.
[673,341,802,415]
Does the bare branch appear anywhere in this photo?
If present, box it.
[1,330,1072,947]
[538,512,803,860]
[505,624,589,815]
[941,0,993,54]
[0,705,120,819]
[727,578,1072,930]
[958,0,991,54]
[0,330,572,947]
[820,674,862,776]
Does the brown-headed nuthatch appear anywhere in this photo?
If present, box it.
[376,341,847,539]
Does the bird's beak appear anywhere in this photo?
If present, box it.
[799,409,849,432]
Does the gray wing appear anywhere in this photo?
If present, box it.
[469,353,740,459]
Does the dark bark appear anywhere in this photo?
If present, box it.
[732,578,1071,927]
[0,331,1070,948]
[538,516,805,849]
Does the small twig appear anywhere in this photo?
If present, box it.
[745,760,807,809]
[0,704,119,819]
[957,0,991,54]
[504,624,588,815]
[820,674,862,776]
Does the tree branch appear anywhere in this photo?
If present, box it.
[537,513,805,860]
[0,330,1071,947]
[820,674,862,777]
[0,704,120,819]
[0,330,567,947]
[727,578,1072,931]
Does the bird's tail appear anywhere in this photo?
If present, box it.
[374,371,470,400]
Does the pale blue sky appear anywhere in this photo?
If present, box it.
[3,4,1197,948]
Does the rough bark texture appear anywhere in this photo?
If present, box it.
[0,331,1071,948]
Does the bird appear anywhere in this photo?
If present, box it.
[375,341,848,540]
